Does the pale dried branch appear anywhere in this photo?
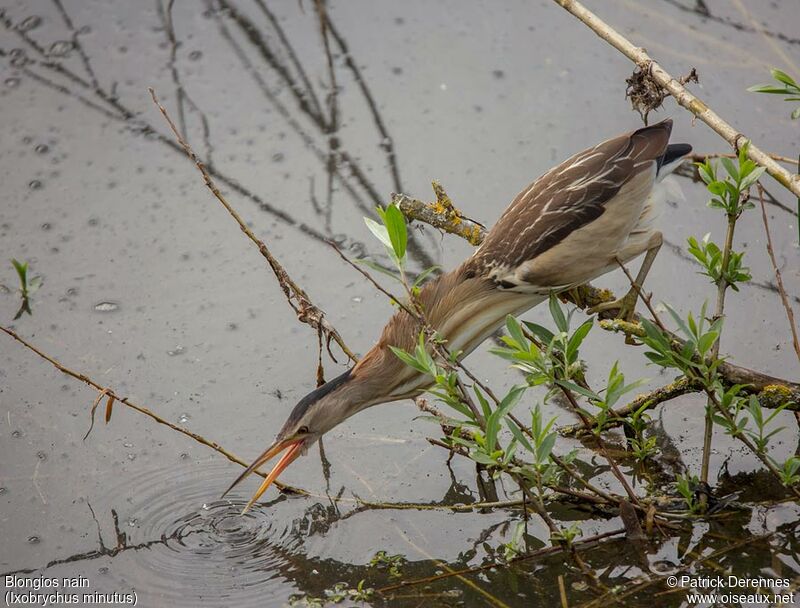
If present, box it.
[553,0,800,198]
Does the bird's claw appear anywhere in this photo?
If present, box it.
[587,291,638,323]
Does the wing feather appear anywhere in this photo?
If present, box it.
[468,120,673,287]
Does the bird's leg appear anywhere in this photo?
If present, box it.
[588,232,663,323]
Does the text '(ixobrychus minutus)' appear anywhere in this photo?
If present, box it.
[224,119,691,512]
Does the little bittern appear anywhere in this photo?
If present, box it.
[225,119,691,512]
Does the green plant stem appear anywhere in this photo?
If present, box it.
[616,268,800,499]
[700,213,737,487]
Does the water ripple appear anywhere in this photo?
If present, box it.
[97,461,303,607]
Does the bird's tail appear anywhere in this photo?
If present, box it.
[657,143,692,180]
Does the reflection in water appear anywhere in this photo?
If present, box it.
[5,459,797,607]
[3,1,800,606]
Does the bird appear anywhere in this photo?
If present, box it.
[224,118,692,512]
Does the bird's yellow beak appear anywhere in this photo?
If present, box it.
[222,437,305,514]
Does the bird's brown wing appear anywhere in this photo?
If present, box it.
[469,120,672,288]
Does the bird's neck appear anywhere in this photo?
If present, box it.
[349,263,541,405]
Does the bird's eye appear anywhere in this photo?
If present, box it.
[298,425,310,434]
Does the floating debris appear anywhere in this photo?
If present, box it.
[48,40,73,57]
[93,301,119,312]
[17,16,42,32]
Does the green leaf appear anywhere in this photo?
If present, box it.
[470,450,499,466]
[505,315,527,350]
[354,258,403,282]
[740,165,766,190]
[696,331,718,357]
[707,181,726,196]
[770,68,797,87]
[506,419,534,453]
[11,258,28,283]
[548,293,568,333]
[664,303,693,340]
[523,321,555,344]
[384,204,408,260]
[474,387,492,421]
[364,216,393,250]
[747,84,791,94]
[792,107,800,120]
[496,385,527,419]
[555,379,599,401]
[695,161,714,184]
[389,345,431,375]
[567,319,593,361]
[536,432,557,464]
[412,265,440,288]
[720,157,738,181]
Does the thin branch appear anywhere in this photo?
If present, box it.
[552,0,800,198]
[758,184,800,368]
[0,326,307,495]
[149,88,356,363]
[701,190,740,484]
[559,376,699,436]
[692,152,798,167]
[394,189,485,246]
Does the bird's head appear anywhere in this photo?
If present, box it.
[222,368,356,513]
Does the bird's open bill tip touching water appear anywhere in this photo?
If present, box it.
[224,118,692,513]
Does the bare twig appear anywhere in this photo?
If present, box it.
[758,184,800,368]
[552,0,800,198]
[0,326,307,495]
[149,88,356,363]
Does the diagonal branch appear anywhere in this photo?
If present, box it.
[149,88,356,364]
[0,326,307,495]
[758,185,800,369]
[552,0,800,199]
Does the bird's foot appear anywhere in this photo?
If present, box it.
[588,290,642,344]
[587,290,639,323]
[561,286,588,309]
